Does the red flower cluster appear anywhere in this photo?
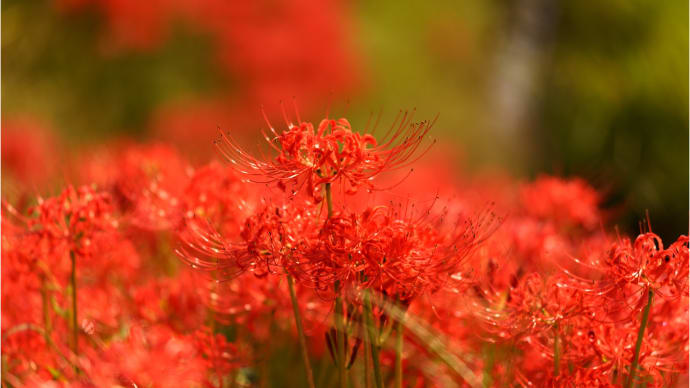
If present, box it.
[1,111,687,387]
[412,179,688,387]
[287,203,495,304]
[520,175,602,230]
[216,111,434,202]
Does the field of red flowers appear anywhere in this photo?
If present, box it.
[3,109,688,387]
[2,0,688,387]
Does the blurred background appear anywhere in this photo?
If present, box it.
[2,0,688,241]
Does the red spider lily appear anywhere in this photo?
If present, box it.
[561,233,689,321]
[1,187,148,383]
[576,324,653,386]
[180,161,258,239]
[1,208,44,300]
[173,163,316,334]
[193,327,244,383]
[194,270,332,348]
[643,296,690,381]
[514,274,587,335]
[201,272,283,319]
[76,143,193,230]
[468,234,688,387]
[520,175,603,231]
[113,144,193,230]
[1,218,57,381]
[3,122,689,387]
[7,325,209,387]
[78,325,207,387]
[27,185,119,258]
[470,273,586,345]
[291,202,498,303]
[215,110,436,202]
[174,161,262,281]
[177,199,322,280]
[129,269,206,332]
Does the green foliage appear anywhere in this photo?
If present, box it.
[534,0,688,241]
[2,0,225,142]
[2,0,686,239]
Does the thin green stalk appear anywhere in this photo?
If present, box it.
[627,289,653,388]
[553,321,560,377]
[363,292,383,388]
[41,275,52,337]
[40,273,82,373]
[369,342,383,388]
[482,345,495,388]
[287,275,316,388]
[395,318,404,388]
[69,250,78,358]
[364,323,372,388]
[325,181,342,387]
[208,308,227,388]
[377,297,482,387]
[325,182,333,218]
[334,283,347,388]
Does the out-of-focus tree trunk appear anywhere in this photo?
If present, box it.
[488,0,559,170]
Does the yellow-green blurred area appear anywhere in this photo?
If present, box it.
[2,0,688,241]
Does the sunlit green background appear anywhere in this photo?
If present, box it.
[3,0,688,241]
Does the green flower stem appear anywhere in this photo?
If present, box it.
[627,289,654,388]
[325,182,333,218]
[364,322,372,388]
[364,292,383,388]
[395,317,404,388]
[334,282,347,388]
[41,275,52,337]
[69,250,78,359]
[553,321,560,377]
[325,182,346,387]
[288,275,316,388]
